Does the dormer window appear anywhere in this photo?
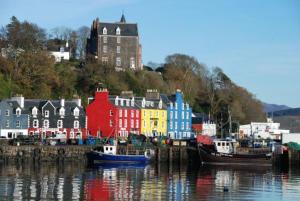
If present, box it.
[45,110,49,118]
[59,108,65,117]
[116,27,121,35]
[74,107,79,117]
[103,27,107,35]
[32,107,38,117]
[16,108,21,116]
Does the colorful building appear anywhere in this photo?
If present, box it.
[0,95,87,139]
[136,97,167,137]
[86,88,141,138]
[161,90,192,139]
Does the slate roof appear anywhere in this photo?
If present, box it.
[98,22,138,36]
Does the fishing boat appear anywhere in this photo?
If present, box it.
[87,144,152,165]
[197,136,272,166]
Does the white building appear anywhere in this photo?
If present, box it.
[49,42,70,62]
[202,122,217,137]
[239,118,289,140]
[282,133,300,144]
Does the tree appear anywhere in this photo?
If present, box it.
[76,26,90,59]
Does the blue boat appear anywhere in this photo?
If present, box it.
[87,145,152,165]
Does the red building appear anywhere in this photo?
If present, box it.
[86,88,141,138]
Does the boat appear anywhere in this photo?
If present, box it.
[197,136,272,166]
[87,144,152,165]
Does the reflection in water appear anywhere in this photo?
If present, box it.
[0,162,300,200]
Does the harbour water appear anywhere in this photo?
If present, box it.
[0,162,299,201]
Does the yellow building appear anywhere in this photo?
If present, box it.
[137,97,167,137]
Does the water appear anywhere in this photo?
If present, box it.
[0,162,299,201]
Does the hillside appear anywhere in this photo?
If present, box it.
[263,103,291,113]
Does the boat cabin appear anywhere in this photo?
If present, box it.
[214,140,235,154]
[103,145,117,155]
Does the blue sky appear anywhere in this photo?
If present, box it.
[1,0,300,107]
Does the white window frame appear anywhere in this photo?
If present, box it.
[6,120,9,127]
[124,119,127,128]
[124,110,127,117]
[45,110,49,118]
[136,110,139,118]
[103,45,107,53]
[175,111,178,119]
[119,109,122,117]
[57,120,63,128]
[116,57,121,66]
[117,46,121,54]
[32,107,38,117]
[136,120,139,128]
[103,36,107,43]
[43,120,49,128]
[130,57,135,68]
[109,120,113,127]
[119,119,122,128]
[16,108,21,116]
[131,119,134,128]
[16,120,20,127]
[103,27,107,35]
[74,120,79,129]
[74,108,80,117]
[131,110,134,118]
[186,111,189,119]
[33,120,39,128]
[5,110,9,116]
[181,122,185,130]
[182,111,185,119]
[59,108,65,117]
[170,121,173,129]
[116,27,121,35]
[117,37,121,43]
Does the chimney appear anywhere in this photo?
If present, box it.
[146,89,160,99]
[60,98,65,107]
[11,95,24,108]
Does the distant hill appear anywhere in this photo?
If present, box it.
[272,108,300,117]
[263,103,291,113]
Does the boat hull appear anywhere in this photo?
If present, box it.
[198,145,272,166]
[87,151,150,165]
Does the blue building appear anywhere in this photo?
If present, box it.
[161,90,192,139]
[0,96,29,138]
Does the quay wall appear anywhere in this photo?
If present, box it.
[0,145,195,164]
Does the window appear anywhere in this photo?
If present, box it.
[136,110,139,118]
[126,100,130,106]
[119,109,122,117]
[33,120,39,128]
[32,107,38,117]
[130,57,135,68]
[74,108,80,117]
[170,102,173,109]
[45,110,49,118]
[170,111,173,119]
[156,111,159,117]
[131,110,134,118]
[175,103,178,109]
[109,120,113,127]
[119,119,122,128]
[186,112,189,119]
[110,110,113,116]
[182,103,185,109]
[162,112,164,118]
[175,111,178,119]
[103,45,107,53]
[74,121,79,129]
[116,27,121,35]
[57,120,63,128]
[175,122,178,130]
[103,27,107,35]
[124,119,127,128]
[186,122,189,129]
[136,120,139,128]
[117,46,120,53]
[124,110,127,117]
[103,36,107,43]
[181,122,184,130]
[170,121,173,129]
[131,119,134,128]
[16,108,21,116]
[117,37,121,43]
[102,57,108,65]
[16,120,20,127]
[43,120,49,128]
[59,108,65,117]
[116,57,121,66]
[5,110,9,116]
[6,120,9,127]
[182,111,185,119]
[143,120,146,127]
[162,121,164,128]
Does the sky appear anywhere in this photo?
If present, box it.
[1,0,300,107]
